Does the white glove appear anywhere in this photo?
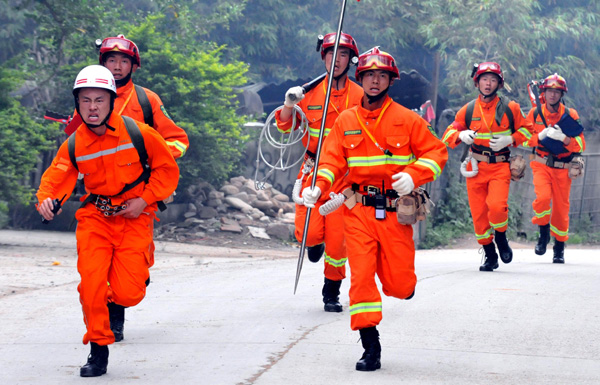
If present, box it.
[391,172,415,196]
[489,135,513,151]
[284,86,305,108]
[458,130,476,145]
[538,126,550,141]
[302,186,321,208]
[547,125,566,142]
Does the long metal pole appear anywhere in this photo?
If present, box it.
[294,0,349,294]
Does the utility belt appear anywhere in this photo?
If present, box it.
[532,150,584,179]
[83,194,128,217]
[470,144,510,164]
[532,151,572,169]
[353,185,399,212]
[343,184,431,224]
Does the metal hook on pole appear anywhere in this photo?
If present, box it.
[294,0,351,294]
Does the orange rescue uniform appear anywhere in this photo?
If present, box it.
[442,95,533,245]
[525,104,585,241]
[37,113,179,345]
[275,76,363,281]
[314,96,448,330]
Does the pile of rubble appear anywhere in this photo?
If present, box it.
[154,176,297,244]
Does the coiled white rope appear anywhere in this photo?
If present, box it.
[460,155,479,178]
[254,105,310,190]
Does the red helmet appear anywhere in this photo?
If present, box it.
[540,73,568,92]
[99,35,141,67]
[320,32,359,59]
[472,62,503,86]
[355,47,399,80]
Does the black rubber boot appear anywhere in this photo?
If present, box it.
[356,326,381,371]
[479,243,499,271]
[307,243,325,263]
[535,224,551,255]
[80,342,109,377]
[108,302,125,342]
[322,278,343,312]
[553,239,565,264]
[494,230,513,264]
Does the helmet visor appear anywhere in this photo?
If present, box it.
[544,77,566,89]
[323,33,354,48]
[478,62,501,73]
[101,37,135,53]
[357,54,395,71]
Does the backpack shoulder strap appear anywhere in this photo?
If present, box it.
[134,84,154,128]
[495,96,515,133]
[122,115,148,167]
[465,100,476,130]
[67,132,78,172]
[120,116,166,211]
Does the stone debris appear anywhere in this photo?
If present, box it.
[155,176,297,243]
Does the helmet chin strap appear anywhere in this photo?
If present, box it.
[479,87,499,99]
[115,71,132,88]
[74,95,116,131]
[366,86,390,104]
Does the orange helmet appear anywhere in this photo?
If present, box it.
[472,62,504,86]
[99,35,141,67]
[539,73,568,92]
[355,47,399,80]
[320,32,359,60]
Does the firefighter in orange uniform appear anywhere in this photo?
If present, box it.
[98,34,189,159]
[302,48,448,371]
[525,74,585,263]
[275,32,363,312]
[96,34,189,341]
[37,65,179,377]
[442,62,533,271]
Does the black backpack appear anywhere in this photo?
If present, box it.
[68,115,166,211]
[465,95,515,133]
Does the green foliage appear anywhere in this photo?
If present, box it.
[569,214,600,244]
[125,15,250,189]
[0,67,57,208]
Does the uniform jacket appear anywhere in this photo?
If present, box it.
[525,103,585,158]
[442,95,533,150]
[314,96,447,193]
[37,113,179,210]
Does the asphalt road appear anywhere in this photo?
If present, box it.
[0,230,598,384]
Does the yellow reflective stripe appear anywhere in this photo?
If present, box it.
[550,224,568,237]
[442,129,457,144]
[309,127,332,137]
[347,154,416,167]
[349,302,382,316]
[490,218,508,229]
[75,143,135,162]
[534,209,552,219]
[167,140,188,156]
[317,169,335,185]
[414,158,442,179]
[518,127,532,139]
[574,136,584,151]
[324,252,347,268]
[477,130,511,139]
[475,228,493,240]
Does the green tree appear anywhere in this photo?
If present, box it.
[0,67,57,210]
[124,15,250,189]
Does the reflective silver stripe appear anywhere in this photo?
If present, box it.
[75,143,135,162]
